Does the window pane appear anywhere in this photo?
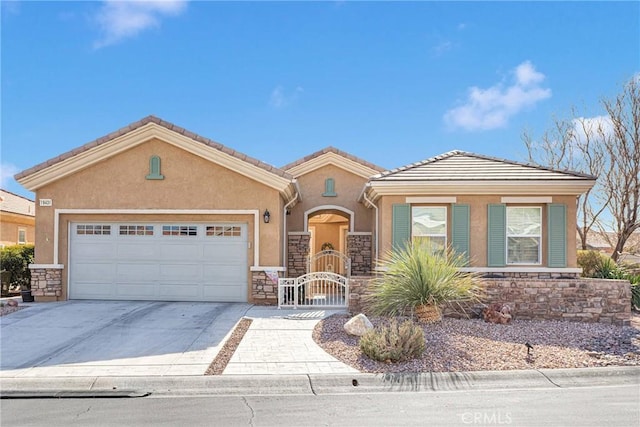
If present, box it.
[507,208,541,235]
[412,207,446,236]
[413,236,446,256]
[508,237,540,264]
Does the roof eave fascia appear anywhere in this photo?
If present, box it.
[286,152,379,179]
[366,180,597,198]
[17,123,293,194]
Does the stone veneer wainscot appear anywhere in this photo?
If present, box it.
[29,264,64,300]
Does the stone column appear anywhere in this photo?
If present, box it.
[287,232,310,278]
[347,232,372,276]
[29,264,64,301]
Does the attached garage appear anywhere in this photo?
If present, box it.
[69,222,248,302]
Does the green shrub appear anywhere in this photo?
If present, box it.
[596,257,628,279]
[360,319,425,363]
[577,250,608,277]
[0,245,34,289]
[365,243,484,317]
[631,284,640,311]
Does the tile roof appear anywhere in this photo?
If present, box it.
[14,115,293,181]
[281,146,385,173]
[371,150,597,182]
[0,189,35,216]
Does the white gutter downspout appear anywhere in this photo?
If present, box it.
[361,185,379,262]
[282,180,301,272]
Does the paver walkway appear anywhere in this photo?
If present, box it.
[223,307,359,375]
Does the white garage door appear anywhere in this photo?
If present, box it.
[69,222,248,302]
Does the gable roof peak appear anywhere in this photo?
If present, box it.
[14,115,295,192]
[282,146,385,177]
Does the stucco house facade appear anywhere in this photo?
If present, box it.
[0,189,35,248]
[15,115,596,304]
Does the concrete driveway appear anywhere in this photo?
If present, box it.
[0,301,250,378]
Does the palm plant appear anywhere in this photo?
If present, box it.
[365,243,484,323]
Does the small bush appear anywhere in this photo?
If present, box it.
[0,245,34,289]
[359,319,425,363]
[596,257,628,279]
[577,250,608,277]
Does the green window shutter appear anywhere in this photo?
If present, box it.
[487,204,506,267]
[548,204,567,267]
[392,204,411,250]
[451,204,470,265]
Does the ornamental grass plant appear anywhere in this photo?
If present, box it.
[365,243,484,321]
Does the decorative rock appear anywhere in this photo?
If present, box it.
[344,313,373,336]
[7,299,18,307]
[483,303,512,324]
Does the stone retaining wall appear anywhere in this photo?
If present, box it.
[347,276,632,326]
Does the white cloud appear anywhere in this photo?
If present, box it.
[444,61,552,131]
[0,163,20,189]
[572,115,614,142]
[269,85,303,109]
[432,40,454,56]
[93,0,187,49]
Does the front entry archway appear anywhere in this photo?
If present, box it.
[305,205,353,258]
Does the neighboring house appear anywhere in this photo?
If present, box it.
[14,116,596,302]
[0,189,35,248]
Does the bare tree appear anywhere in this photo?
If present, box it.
[599,76,640,261]
[523,112,607,250]
[523,76,640,259]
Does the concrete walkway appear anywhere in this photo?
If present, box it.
[224,306,359,375]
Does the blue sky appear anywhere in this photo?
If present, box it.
[2,1,638,199]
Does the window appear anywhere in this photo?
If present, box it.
[162,225,197,236]
[119,225,154,236]
[76,224,111,235]
[206,225,241,237]
[506,207,541,264]
[18,228,26,244]
[412,206,447,254]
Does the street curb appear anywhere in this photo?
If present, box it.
[1,367,638,397]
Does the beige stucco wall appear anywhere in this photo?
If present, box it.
[288,164,373,232]
[32,138,285,301]
[377,194,578,268]
[0,211,35,247]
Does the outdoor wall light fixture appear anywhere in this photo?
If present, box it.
[263,209,271,223]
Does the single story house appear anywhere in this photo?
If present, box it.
[15,116,596,303]
[0,189,35,248]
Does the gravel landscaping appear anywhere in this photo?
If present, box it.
[205,318,253,375]
[312,313,640,373]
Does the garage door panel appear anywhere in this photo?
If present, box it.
[70,222,248,302]
[159,244,202,261]
[73,242,115,259]
[116,243,158,259]
[159,264,201,280]
[116,283,158,298]
[116,263,160,281]
[73,263,115,282]
[203,244,245,262]
[71,282,115,298]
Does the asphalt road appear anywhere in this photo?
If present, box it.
[2,384,638,426]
